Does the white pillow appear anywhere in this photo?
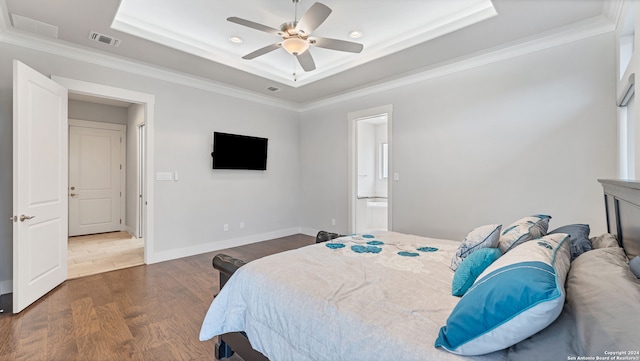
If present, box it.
[451,224,501,271]
[435,233,570,355]
[497,214,551,253]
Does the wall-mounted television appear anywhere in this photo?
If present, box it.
[211,132,268,170]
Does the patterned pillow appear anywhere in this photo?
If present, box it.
[498,215,551,253]
[435,233,570,356]
[451,224,501,271]
[452,248,502,297]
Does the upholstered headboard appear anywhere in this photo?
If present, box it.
[599,179,640,259]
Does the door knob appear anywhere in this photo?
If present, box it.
[70,193,79,197]
[70,186,75,190]
[19,215,35,222]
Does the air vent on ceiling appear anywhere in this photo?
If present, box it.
[89,31,121,47]
[266,86,280,92]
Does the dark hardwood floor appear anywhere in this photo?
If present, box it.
[0,234,314,361]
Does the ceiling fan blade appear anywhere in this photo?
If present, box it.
[296,51,316,72]
[311,37,363,53]
[242,43,281,60]
[295,2,331,36]
[227,17,282,36]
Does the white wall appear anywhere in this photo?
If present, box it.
[357,122,376,197]
[0,30,618,292]
[0,42,301,290]
[299,33,617,241]
[69,99,128,125]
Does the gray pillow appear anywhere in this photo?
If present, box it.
[630,256,640,279]
[508,247,640,360]
[549,224,591,261]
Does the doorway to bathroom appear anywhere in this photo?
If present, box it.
[348,105,392,234]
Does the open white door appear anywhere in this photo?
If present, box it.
[12,60,68,313]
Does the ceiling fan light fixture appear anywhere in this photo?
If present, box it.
[229,35,244,44]
[282,37,309,55]
[348,30,363,39]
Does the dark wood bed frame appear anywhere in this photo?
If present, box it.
[209,180,640,361]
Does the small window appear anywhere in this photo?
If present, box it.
[380,142,388,179]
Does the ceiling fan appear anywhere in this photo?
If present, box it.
[227,0,364,72]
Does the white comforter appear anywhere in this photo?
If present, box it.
[200,232,507,361]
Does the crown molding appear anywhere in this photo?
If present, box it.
[300,15,615,112]
[0,0,299,112]
[602,0,626,28]
[0,0,615,114]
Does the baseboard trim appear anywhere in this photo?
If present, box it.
[299,227,320,237]
[149,227,303,264]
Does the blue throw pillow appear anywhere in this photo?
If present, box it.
[548,224,591,261]
[630,256,640,279]
[452,248,502,297]
[435,233,571,356]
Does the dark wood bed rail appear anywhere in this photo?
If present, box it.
[598,179,640,259]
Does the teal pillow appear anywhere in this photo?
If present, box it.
[452,248,502,297]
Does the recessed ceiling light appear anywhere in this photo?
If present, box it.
[229,36,243,44]
[348,30,363,39]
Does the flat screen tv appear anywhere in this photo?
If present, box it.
[211,132,268,170]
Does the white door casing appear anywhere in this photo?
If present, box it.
[52,76,155,264]
[12,60,68,313]
[68,120,125,236]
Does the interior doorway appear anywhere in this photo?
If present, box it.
[65,97,144,278]
[348,105,393,234]
[52,75,155,268]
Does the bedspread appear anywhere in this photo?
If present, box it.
[200,232,507,361]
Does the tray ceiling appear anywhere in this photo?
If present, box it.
[1,0,611,105]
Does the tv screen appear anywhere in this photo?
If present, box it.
[211,132,268,170]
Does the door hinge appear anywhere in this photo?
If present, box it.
[120,192,122,197]
[120,164,122,170]
[120,219,122,224]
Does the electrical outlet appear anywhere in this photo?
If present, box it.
[224,224,229,232]
[331,219,336,226]
[240,222,245,229]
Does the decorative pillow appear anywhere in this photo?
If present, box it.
[507,247,640,360]
[452,248,502,297]
[450,224,501,271]
[548,224,591,261]
[435,233,570,356]
[497,214,551,253]
[630,256,640,279]
[590,233,619,249]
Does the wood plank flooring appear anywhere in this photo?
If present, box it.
[68,232,144,279]
[0,233,314,361]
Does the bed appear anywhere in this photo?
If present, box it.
[200,179,640,361]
